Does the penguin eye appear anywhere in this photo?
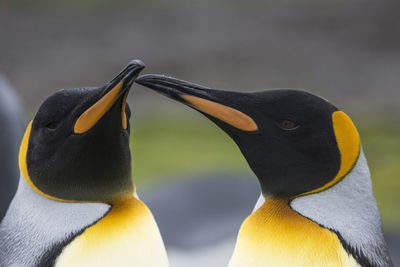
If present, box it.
[278,120,299,130]
[45,121,60,130]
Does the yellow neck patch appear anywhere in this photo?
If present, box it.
[229,198,359,267]
[55,196,169,267]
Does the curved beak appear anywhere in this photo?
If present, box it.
[74,60,145,134]
[136,74,258,132]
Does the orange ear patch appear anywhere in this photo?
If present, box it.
[181,94,258,132]
[298,111,360,197]
[331,111,360,181]
[74,82,123,134]
[19,121,74,202]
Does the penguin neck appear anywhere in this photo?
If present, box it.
[21,168,136,204]
[290,149,391,266]
[0,175,110,266]
[239,149,391,267]
[230,195,359,266]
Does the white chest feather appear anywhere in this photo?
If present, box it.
[291,150,391,266]
[0,176,109,266]
[0,177,169,267]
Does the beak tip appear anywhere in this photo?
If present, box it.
[120,59,145,86]
[128,59,145,70]
[136,74,167,86]
[135,75,148,86]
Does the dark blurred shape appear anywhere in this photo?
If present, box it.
[0,75,25,221]
[385,233,400,267]
[142,173,259,249]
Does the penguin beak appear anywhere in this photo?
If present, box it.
[136,74,258,132]
[74,60,145,134]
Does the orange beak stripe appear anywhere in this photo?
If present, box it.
[181,94,258,132]
[74,82,124,134]
[121,93,128,130]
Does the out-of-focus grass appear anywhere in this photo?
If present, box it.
[131,113,251,185]
[131,113,400,231]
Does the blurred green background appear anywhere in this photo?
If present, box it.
[131,113,400,230]
[1,0,399,234]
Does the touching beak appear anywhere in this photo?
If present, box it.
[74,60,145,134]
[136,74,258,132]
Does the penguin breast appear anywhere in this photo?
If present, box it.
[55,197,169,267]
[229,198,359,267]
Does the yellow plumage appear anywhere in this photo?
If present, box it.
[229,198,359,267]
[56,197,169,267]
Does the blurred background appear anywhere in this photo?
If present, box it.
[1,0,399,265]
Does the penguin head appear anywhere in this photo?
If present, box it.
[19,60,144,202]
[136,75,360,198]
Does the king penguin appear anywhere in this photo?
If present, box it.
[136,74,393,267]
[0,61,169,267]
